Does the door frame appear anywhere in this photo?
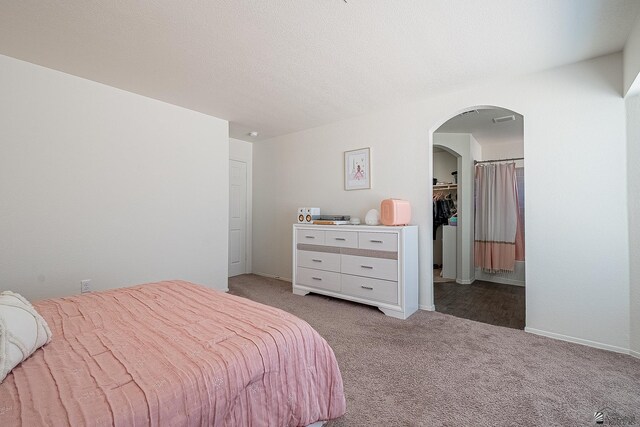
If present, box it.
[427,105,526,321]
[229,139,253,275]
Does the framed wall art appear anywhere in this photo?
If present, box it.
[344,147,371,190]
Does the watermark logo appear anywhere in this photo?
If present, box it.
[593,407,637,426]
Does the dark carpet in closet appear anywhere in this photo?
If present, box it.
[434,280,526,330]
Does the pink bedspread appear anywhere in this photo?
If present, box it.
[0,281,345,426]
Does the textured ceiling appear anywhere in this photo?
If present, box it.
[437,107,523,146]
[0,1,638,142]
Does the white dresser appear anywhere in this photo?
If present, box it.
[292,224,419,319]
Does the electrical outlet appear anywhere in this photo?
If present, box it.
[80,279,91,293]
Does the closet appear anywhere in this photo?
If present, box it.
[432,149,458,282]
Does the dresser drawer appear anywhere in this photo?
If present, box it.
[341,275,398,305]
[325,230,358,248]
[297,250,341,272]
[358,232,398,251]
[296,267,341,292]
[341,254,398,281]
[296,229,325,245]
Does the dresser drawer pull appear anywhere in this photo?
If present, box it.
[360,286,374,290]
[370,239,383,243]
[312,259,323,262]
[312,277,322,281]
[305,235,315,239]
[360,265,374,269]
[334,237,346,241]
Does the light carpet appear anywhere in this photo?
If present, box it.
[228,274,640,427]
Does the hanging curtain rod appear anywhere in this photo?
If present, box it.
[474,157,524,164]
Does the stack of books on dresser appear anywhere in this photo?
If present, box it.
[313,215,350,225]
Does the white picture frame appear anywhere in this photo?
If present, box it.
[344,147,371,190]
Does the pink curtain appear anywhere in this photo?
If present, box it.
[474,163,519,272]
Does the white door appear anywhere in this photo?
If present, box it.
[229,160,247,277]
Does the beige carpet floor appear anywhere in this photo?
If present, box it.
[228,274,640,427]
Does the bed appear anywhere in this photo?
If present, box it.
[0,281,346,426]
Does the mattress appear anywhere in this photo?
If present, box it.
[0,281,346,426]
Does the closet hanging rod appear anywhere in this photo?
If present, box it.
[474,157,524,164]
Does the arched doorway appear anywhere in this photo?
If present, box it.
[428,106,526,329]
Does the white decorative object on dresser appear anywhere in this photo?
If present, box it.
[293,224,419,319]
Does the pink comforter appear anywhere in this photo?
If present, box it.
[0,281,345,426]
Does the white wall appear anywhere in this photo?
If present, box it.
[627,94,640,358]
[229,138,253,274]
[0,54,230,300]
[481,141,525,168]
[253,53,631,352]
[624,14,640,96]
[432,150,457,185]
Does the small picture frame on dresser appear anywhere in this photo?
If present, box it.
[344,147,371,190]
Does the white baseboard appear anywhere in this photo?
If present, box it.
[419,304,436,311]
[253,272,292,283]
[456,279,474,285]
[525,327,630,355]
[631,349,640,359]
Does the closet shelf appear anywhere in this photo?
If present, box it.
[433,184,458,190]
